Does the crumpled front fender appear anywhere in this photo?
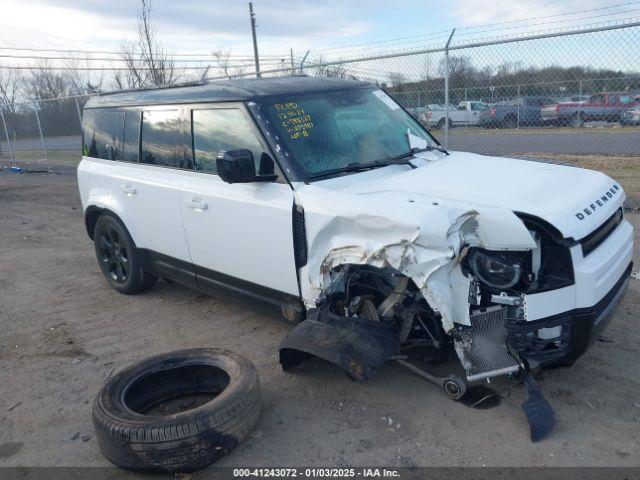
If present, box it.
[279,313,399,381]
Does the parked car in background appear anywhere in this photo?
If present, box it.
[420,101,487,129]
[561,94,590,103]
[620,106,640,126]
[480,96,554,128]
[541,92,639,127]
[407,106,428,119]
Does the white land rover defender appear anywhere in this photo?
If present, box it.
[78,77,632,432]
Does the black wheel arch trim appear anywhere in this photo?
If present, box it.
[85,206,132,244]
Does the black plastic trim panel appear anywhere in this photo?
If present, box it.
[580,208,623,257]
[137,248,304,320]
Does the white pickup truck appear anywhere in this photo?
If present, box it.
[420,100,488,129]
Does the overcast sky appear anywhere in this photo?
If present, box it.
[0,0,631,59]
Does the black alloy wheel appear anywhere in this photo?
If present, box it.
[93,214,157,294]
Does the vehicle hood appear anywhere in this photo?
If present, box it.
[309,151,625,240]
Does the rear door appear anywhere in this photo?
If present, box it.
[179,103,300,310]
[108,107,196,287]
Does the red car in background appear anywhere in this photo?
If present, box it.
[541,92,639,127]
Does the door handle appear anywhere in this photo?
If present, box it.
[185,199,208,210]
[121,185,137,195]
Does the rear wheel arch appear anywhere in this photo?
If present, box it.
[85,207,133,245]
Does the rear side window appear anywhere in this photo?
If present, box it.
[192,108,264,173]
[140,110,183,168]
[83,109,124,160]
[122,110,141,162]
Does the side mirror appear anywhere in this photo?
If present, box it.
[216,149,277,184]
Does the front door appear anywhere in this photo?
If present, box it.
[180,105,300,312]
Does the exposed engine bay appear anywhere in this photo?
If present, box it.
[280,261,557,442]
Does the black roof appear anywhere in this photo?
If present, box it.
[85,76,371,108]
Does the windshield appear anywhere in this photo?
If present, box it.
[258,87,437,180]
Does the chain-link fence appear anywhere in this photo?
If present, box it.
[0,94,88,171]
[2,19,639,197]
[288,20,640,163]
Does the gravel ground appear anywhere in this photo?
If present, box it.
[1,170,640,469]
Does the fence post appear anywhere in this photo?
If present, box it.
[33,101,50,172]
[444,28,455,149]
[578,79,583,120]
[1,108,16,167]
[517,84,521,128]
[74,96,83,127]
[464,88,468,129]
[299,50,310,75]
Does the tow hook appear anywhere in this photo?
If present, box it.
[394,358,467,400]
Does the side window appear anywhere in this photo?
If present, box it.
[591,95,605,105]
[83,109,124,160]
[140,110,182,168]
[122,110,141,162]
[620,95,632,105]
[192,108,264,174]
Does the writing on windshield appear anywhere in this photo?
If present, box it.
[274,102,314,140]
[261,88,434,179]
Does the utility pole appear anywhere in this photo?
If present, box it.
[249,2,261,78]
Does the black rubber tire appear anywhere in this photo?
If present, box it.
[571,112,585,128]
[503,115,518,129]
[436,118,446,130]
[92,348,261,473]
[93,214,157,294]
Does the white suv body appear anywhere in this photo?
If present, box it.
[78,77,633,388]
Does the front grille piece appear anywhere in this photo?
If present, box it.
[454,306,522,382]
[581,208,623,257]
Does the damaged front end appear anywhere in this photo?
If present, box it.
[280,197,538,382]
[279,198,558,439]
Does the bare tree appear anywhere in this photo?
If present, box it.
[212,48,233,79]
[118,0,179,89]
[64,58,104,95]
[26,61,72,101]
[0,69,23,112]
[311,56,349,79]
[210,48,250,80]
[388,72,408,89]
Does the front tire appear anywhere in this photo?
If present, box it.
[503,115,518,129]
[93,214,157,294]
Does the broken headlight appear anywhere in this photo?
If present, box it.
[468,249,527,291]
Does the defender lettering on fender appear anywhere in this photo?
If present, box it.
[78,77,633,440]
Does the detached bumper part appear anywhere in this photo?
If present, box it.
[521,371,556,442]
[279,312,399,381]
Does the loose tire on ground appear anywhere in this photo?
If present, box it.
[93,214,157,294]
[92,348,261,473]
